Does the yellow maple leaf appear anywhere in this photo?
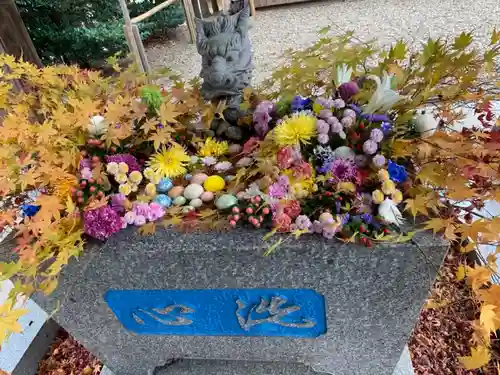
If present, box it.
[456,264,466,281]
[423,218,455,235]
[466,265,492,291]
[0,301,28,343]
[459,345,491,370]
[480,304,498,334]
[138,222,156,236]
[159,101,182,124]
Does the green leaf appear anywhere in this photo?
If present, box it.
[453,32,473,50]
[491,28,500,45]
[264,238,283,256]
[312,102,324,115]
[318,26,331,35]
[389,40,407,60]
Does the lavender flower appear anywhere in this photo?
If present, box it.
[268,183,287,199]
[110,193,127,213]
[84,206,122,241]
[253,100,274,137]
[105,154,141,172]
[363,139,378,155]
[330,120,343,133]
[316,119,329,134]
[319,109,333,119]
[333,98,346,109]
[370,128,384,143]
[318,133,329,144]
[315,98,334,109]
[372,154,386,167]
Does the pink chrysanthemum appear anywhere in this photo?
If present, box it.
[84,205,122,241]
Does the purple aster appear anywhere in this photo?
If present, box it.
[84,205,122,241]
[330,120,343,133]
[372,154,386,167]
[328,158,358,182]
[316,119,329,134]
[363,140,378,155]
[105,154,141,172]
[370,128,384,143]
[319,109,333,119]
[343,109,357,118]
[318,133,329,144]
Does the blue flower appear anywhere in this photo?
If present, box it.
[388,161,408,183]
[291,96,312,112]
[361,213,373,224]
[21,204,40,217]
[381,122,393,135]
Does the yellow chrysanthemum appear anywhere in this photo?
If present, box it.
[118,162,129,174]
[145,183,157,197]
[337,181,356,193]
[146,144,190,178]
[119,183,132,196]
[392,189,403,204]
[378,169,389,181]
[129,171,143,184]
[115,173,128,184]
[198,137,229,157]
[143,167,155,181]
[381,180,396,195]
[273,113,317,147]
[372,189,384,204]
[53,174,78,201]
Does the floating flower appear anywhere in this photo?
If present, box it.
[143,167,155,181]
[106,162,119,176]
[328,158,358,183]
[145,183,157,197]
[119,183,132,196]
[363,140,378,155]
[88,115,107,135]
[201,156,217,166]
[83,205,122,241]
[147,143,190,178]
[118,162,129,174]
[370,128,384,143]
[315,98,334,109]
[387,161,408,183]
[268,182,288,199]
[372,154,386,168]
[273,113,317,147]
[110,194,127,213]
[115,173,128,184]
[253,101,274,137]
[319,109,333,119]
[292,161,313,179]
[124,211,136,225]
[372,190,384,204]
[382,179,396,195]
[378,169,390,181]
[134,214,147,226]
[214,161,233,172]
[128,171,143,185]
[343,109,356,118]
[378,198,404,226]
[198,137,229,157]
[105,154,140,172]
[277,147,294,169]
[363,72,402,114]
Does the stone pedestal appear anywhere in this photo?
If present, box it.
[34,229,445,375]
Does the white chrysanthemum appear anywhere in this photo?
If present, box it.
[88,115,107,135]
[378,198,404,226]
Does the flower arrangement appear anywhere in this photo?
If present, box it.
[0,30,500,370]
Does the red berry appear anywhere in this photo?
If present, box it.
[233,215,240,221]
[97,191,104,197]
[259,216,263,222]
[77,197,84,203]
[71,187,77,194]
[246,207,253,214]
[89,186,96,193]
[89,178,95,184]
[77,191,83,197]
[383,228,390,234]
[229,220,236,226]
[110,147,117,153]
[232,207,240,214]
[325,191,332,197]
[262,207,270,215]
[254,196,261,203]
[359,123,365,129]
[337,196,342,201]
[359,225,365,233]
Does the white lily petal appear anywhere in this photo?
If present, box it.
[378,198,405,226]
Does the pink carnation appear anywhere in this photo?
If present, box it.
[283,200,301,219]
[292,161,313,179]
[272,212,292,232]
[277,147,294,169]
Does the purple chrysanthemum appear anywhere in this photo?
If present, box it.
[341,116,354,127]
[315,98,334,109]
[318,133,329,144]
[372,154,386,167]
[79,158,91,170]
[295,215,312,231]
[333,98,346,109]
[316,119,329,134]
[328,158,358,182]
[268,182,287,199]
[110,193,127,213]
[84,205,122,241]
[105,154,141,172]
[363,140,378,155]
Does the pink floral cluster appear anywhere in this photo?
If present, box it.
[122,202,165,227]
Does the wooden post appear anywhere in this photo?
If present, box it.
[118,0,144,72]
[0,0,42,66]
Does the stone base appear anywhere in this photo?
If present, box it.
[34,229,445,375]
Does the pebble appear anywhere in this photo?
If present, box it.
[224,175,235,182]
[215,194,238,210]
[173,196,187,206]
[153,194,172,208]
[157,178,173,193]
[334,146,356,161]
[190,198,203,208]
[229,144,242,154]
[319,212,333,223]
[191,173,208,185]
[184,183,204,199]
[168,186,184,198]
[200,191,214,202]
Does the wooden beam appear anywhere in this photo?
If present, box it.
[131,0,177,24]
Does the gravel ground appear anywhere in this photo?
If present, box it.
[146,0,500,83]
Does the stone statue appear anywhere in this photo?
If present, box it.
[195,5,253,141]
